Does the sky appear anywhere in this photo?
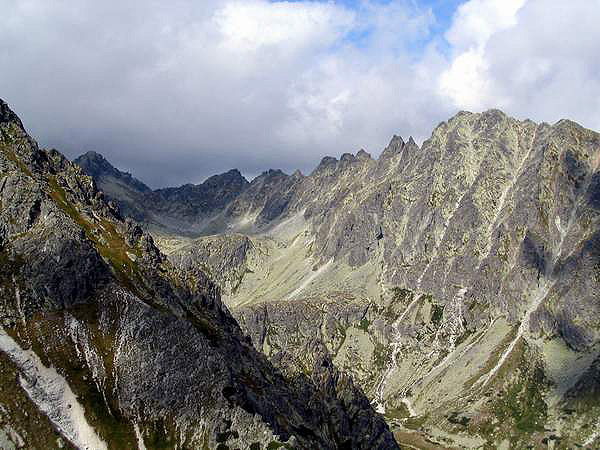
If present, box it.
[1,0,599,187]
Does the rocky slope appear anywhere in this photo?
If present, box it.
[0,99,398,449]
[148,111,600,448]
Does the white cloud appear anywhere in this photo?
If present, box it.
[0,0,444,186]
[445,0,525,49]
[439,0,525,110]
[439,0,600,131]
[214,1,354,53]
[0,0,598,187]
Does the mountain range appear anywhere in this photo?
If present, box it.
[2,96,600,448]
[0,99,396,449]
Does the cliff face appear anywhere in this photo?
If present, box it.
[0,99,397,450]
[158,110,600,447]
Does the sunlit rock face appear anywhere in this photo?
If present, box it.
[142,109,600,448]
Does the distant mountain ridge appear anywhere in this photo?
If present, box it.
[74,151,250,234]
[73,146,397,236]
[74,151,152,193]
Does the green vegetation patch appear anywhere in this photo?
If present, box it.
[143,420,178,449]
[48,176,145,298]
[384,402,411,421]
[469,340,549,447]
[430,304,444,326]
[392,287,414,305]
[447,411,471,427]
[491,366,547,435]
[455,328,474,347]
[403,414,428,430]
[378,287,415,321]
[373,341,391,369]
[0,135,33,178]
[463,325,519,390]
[358,317,370,331]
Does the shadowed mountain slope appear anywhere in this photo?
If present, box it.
[0,98,398,449]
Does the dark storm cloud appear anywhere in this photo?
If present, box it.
[0,0,454,187]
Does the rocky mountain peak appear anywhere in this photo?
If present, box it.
[380,134,405,159]
[203,168,248,188]
[356,148,372,160]
[257,168,287,180]
[447,108,509,129]
[245,170,292,193]
[0,98,24,128]
[340,152,358,164]
[76,150,121,177]
[74,150,151,194]
[312,155,339,176]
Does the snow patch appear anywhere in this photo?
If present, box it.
[475,284,547,388]
[227,211,259,231]
[134,423,147,450]
[401,397,416,417]
[268,209,307,239]
[0,327,107,450]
